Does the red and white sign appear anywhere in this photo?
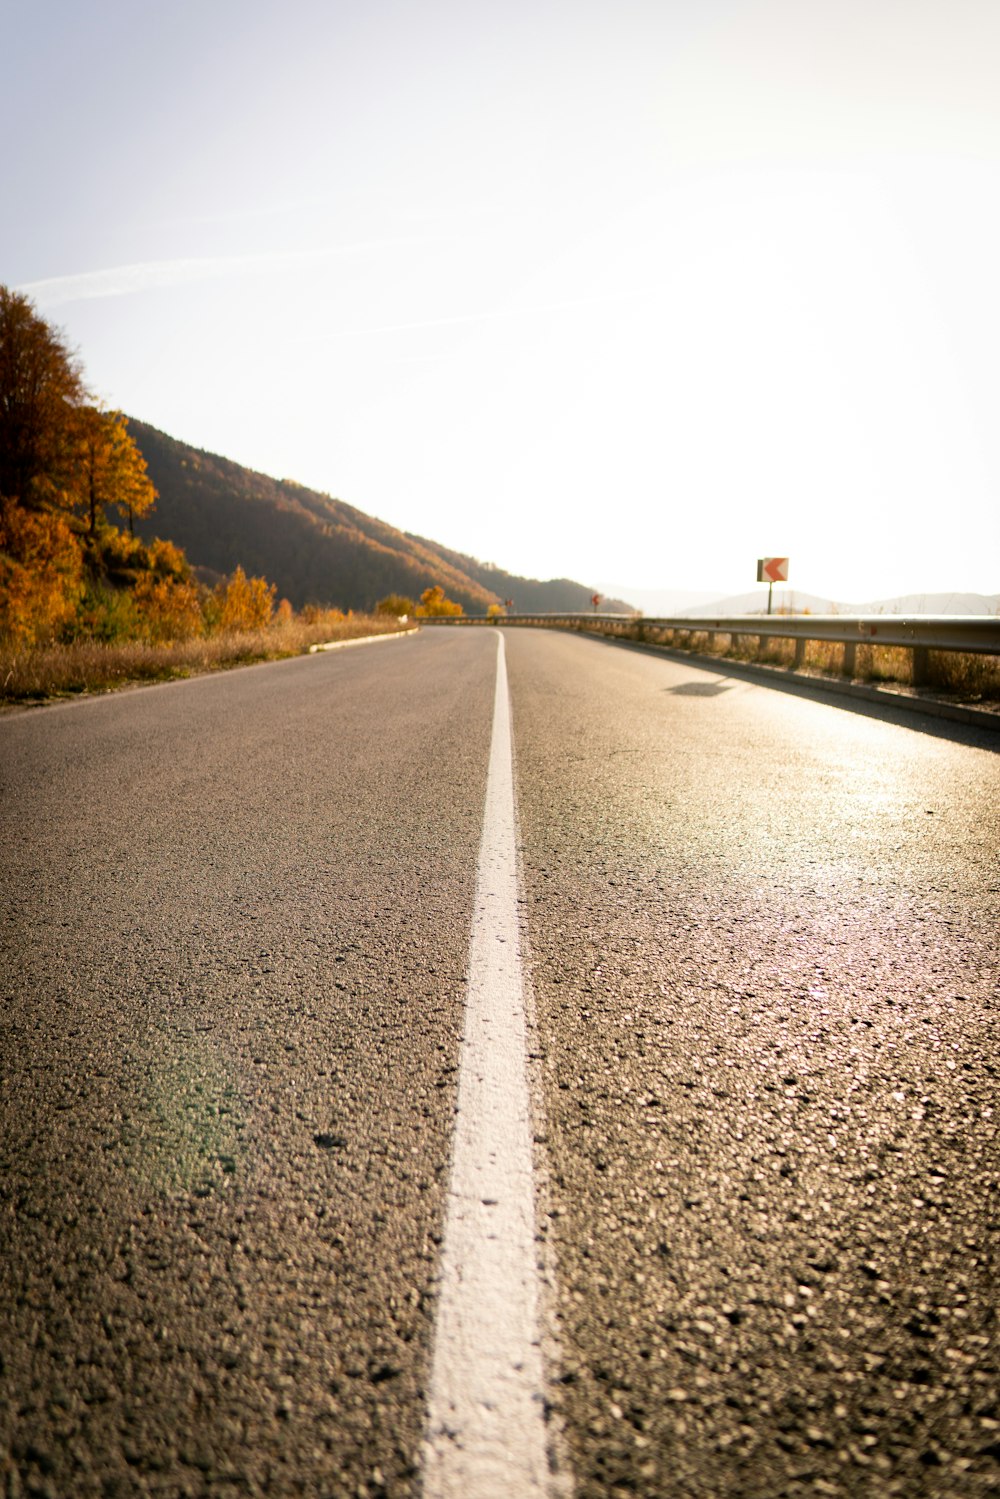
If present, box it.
[758,556,789,583]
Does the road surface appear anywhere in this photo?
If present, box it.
[1,626,997,1497]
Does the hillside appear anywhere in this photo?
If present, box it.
[405,535,635,615]
[680,588,842,617]
[126,420,623,615]
[677,588,1000,618]
[850,591,1000,616]
[126,420,501,612]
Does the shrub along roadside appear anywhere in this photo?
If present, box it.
[0,612,410,705]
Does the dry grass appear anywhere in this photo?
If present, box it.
[0,614,410,706]
[922,649,1000,698]
[802,639,846,674]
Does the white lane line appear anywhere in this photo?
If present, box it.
[423,630,553,1499]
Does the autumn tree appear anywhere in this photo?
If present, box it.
[0,503,83,644]
[0,289,155,537]
[0,289,91,641]
[76,406,157,538]
[0,286,88,512]
[127,538,200,641]
[415,585,463,617]
[376,593,415,617]
[214,566,277,631]
[0,286,285,649]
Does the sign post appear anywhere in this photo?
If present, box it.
[756,557,789,615]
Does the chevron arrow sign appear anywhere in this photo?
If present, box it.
[757,557,789,584]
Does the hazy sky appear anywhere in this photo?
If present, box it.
[5,0,999,603]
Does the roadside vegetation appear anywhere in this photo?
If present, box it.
[414,584,463,617]
[1,610,409,705]
[0,286,409,706]
[374,585,466,618]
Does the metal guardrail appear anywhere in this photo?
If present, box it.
[420,612,1000,684]
[422,612,1000,650]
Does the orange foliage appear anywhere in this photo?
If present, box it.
[76,407,156,537]
[0,499,83,645]
[0,287,87,511]
[300,603,344,626]
[415,585,463,617]
[147,537,190,579]
[133,573,204,642]
[216,566,276,630]
[0,290,290,651]
[98,527,148,577]
[376,593,415,618]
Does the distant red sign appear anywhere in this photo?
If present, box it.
[757,557,789,584]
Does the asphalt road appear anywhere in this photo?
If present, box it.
[508,628,999,1499]
[1,626,997,1498]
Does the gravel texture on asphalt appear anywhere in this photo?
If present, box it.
[0,630,493,1498]
[3,624,997,1499]
[506,627,999,1499]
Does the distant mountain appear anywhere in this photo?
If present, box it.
[850,591,1000,616]
[406,535,635,616]
[676,588,841,617]
[126,420,614,614]
[670,588,1000,618]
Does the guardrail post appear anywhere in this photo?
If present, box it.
[912,646,930,686]
[843,641,857,677]
[794,637,806,669]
